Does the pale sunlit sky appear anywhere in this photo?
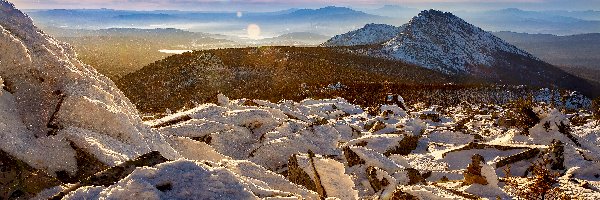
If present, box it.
[11,0,600,11]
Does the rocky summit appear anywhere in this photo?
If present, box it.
[325,9,599,97]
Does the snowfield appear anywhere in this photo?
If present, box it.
[0,0,599,199]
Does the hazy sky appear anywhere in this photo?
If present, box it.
[11,0,600,11]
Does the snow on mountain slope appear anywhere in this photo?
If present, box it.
[323,10,539,74]
[382,9,536,74]
[323,9,600,96]
[322,23,403,47]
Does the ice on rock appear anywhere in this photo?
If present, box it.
[165,136,230,162]
[250,124,342,170]
[220,160,320,199]
[211,127,259,159]
[366,166,400,198]
[380,104,407,117]
[61,126,150,166]
[348,146,406,173]
[224,108,279,131]
[64,160,260,200]
[347,134,411,155]
[0,0,177,177]
[158,119,233,138]
[400,118,427,136]
[290,153,359,200]
[217,93,230,106]
[0,84,78,174]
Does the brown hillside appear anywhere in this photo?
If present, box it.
[117,46,467,113]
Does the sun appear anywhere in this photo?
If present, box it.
[247,24,261,39]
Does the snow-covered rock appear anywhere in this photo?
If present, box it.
[322,23,403,47]
[2,1,599,199]
[287,153,359,200]
[382,9,534,74]
[323,10,535,75]
[0,0,177,180]
[64,160,260,200]
[322,9,597,96]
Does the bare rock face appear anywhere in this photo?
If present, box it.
[463,154,488,185]
[0,150,61,200]
[0,0,176,181]
[287,154,319,192]
[343,146,366,167]
[389,188,418,200]
[366,166,390,192]
[404,168,426,185]
[51,151,169,200]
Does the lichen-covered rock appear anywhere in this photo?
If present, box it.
[545,139,565,171]
[366,166,391,192]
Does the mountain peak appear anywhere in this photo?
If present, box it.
[324,9,538,75]
[0,0,35,30]
[419,9,450,16]
[0,0,15,9]
[318,6,353,11]
[413,9,462,24]
[288,6,366,16]
[384,10,535,74]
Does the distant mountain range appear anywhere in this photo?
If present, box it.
[454,8,600,35]
[324,10,598,96]
[363,5,420,20]
[26,6,394,37]
[259,32,330,46]
[47,27,330,80]
[364,6,600,35]
[494,31,600,84]
[26,7,600,37]
[282,6,374,20]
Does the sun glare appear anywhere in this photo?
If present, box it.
[247,24,261,39]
